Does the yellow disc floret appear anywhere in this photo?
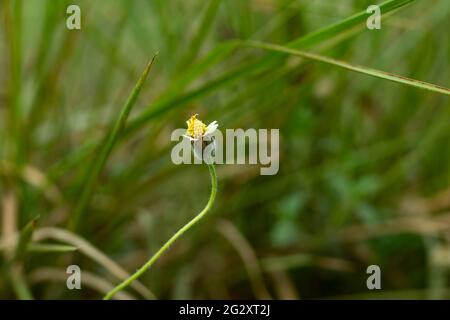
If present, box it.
[186,114,207,139]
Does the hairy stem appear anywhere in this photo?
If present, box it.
[103,164,217,300]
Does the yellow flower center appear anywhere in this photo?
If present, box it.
[186,114,207,139]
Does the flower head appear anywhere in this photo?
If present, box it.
[183,114,218,141]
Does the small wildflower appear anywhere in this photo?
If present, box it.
[183,114,218,141]
[183,114,218,162]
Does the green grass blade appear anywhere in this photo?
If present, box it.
[125,57,263,135]
[159,40,239,102]
[288,0,415,49]
[8,216,37,298]
[9,269,32,300]
[27,243,78,253]
[14,216,39,261]
[245,41,450,96]
[176,0,222,70]
[68,56,157,231]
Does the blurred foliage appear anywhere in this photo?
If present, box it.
[0,0,449,299]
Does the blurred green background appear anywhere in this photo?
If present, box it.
[0,0,449,299]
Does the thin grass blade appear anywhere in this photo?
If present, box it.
[68,56,157,231]
[245,41,450,96]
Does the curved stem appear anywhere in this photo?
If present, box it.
[103,164,217,300]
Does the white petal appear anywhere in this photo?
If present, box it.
[204,121,218,137]
[207,120,218,128]
[182,135,199,141]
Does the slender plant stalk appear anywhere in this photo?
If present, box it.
[103,164,218,300]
